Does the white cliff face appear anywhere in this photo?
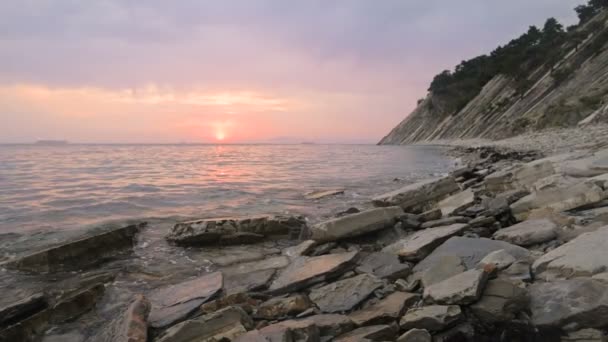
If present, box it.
[380,13,608,145]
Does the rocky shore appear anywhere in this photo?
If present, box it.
[2,141,608,341]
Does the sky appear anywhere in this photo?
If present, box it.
[0,1,585,144]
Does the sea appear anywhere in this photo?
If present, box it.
[0,144,456,234]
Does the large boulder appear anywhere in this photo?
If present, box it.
[529,278,608,329]
[484,159,555,192]
[349,291,420,326]
[167,215,306,246]
[423,269,489,305]
[511,174,608,221]
[268,252,359,295]
[400,305,462,332]
[355,252,411,281]
[148,272,223,329]
[493,219,558,246]
[3,223,144,273]
[470,279,529,323]
[533,226,608,280]
[156,306,253,342]
[310,207,404,242]
[309,274,383,313]
[372,177,460,213]
[413,237,530,274]
[382,224,469,261]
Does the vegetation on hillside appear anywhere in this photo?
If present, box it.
[427,0,608,115]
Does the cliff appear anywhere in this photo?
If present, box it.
[380,11,608,145]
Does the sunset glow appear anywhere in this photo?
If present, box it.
[215,131,226,141]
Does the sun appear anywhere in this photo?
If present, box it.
[215,131,226,141]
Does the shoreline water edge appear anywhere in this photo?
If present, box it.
[2,132,608,341]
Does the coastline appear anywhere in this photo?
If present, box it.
[1,131,608,341]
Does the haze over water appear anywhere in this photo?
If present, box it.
[0,144,454,234]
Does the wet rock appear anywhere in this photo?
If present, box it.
[511,174,608,221]
[423,269,488,305]
[372,176,460,213]
[92,295,150,342]
[256,294,311,320]
[223,268,277,296]
[349,291,419,326]
[493,218,558,246]
[167,215,305,246]
[397,329,432,342]
[268,252,359,295]
[484,159,555,192]
[0,293,47,328]
[157,306,253,342]
[222,256,290,276]
[420,216,469,229]
[235,323,319,342]
[400,305,462,332]
[309,274,383,313]
[533,226,608,280]
[200,293,260,315]
[355,252,411,281]
[420,255,466,288]
[296,314,355,337]
[310,207,404,242]
[283,240,317,259]
[438,189,476,216]
[218,232,265,245]
[245,314,354,340]
[3,223,144,273]
[561,328,607,341]
[477,249,516,270]
[530,278,608,329]
[382,224,468,261]
[413,237,530,273]
[43,332,86,342]
[305,189,345,200]
[418,208,442,222]
[335,324,398,341]
[148,272,223,329]
[337,207,361,217]
[470,279,529,323]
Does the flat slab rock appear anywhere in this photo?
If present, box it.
[92,295,150,342]
[493,218,558,246]
[349,291,420,326]
[335,324,398,342]
[420,255,466,288]
[309,274,383,313]
[400,305,462,332]
[238,314,355,340]
[2,223,144,273]
[305,189,345,200]
[355,252,411,281]
[529,278,608,329]
[221,256,290,276]
[268,252,359,295]
[470,279,529,323]
[533,226,608,280]
[148,272,223,329]
[438,189,476,217]
[223,268,276,296]
[372,176,460,213]
[310,207,404,242]
[166,215,305,246]
[382,224,469,261]
[423,269,488,305]
[413,237,530,274]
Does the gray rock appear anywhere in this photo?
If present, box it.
[349,291,420,326]
[418,209,442,222]
[310,207,404,242]
[420,255,466,288]
[413,237,530,273]
[561,328,607,342]
[283,240,317,259]
[400,305,462,332]
[484,159,555,192]
[334,324,398,341]
[355,252,411,281]
[438,189,476,217]
[223,268,276,296]
[222,256,290,276]
[382,224,468,261]
[251,314,354,340]
[148,272,223,329]
[477,249,516,270]
[309,274,383,313]
[372,177,460,213]
[397,329,432,342]
[530,278,608,329]
[423,269,488,305]
[469,216,496,228]
[420,217,469,229]
[256,294,311,320]
[533,226,608,280]
[92,295,150,342]
[167,215,305,246]
[0,293,47,328]
[470,279,529,323]
[268,252,359,295]
[493,219,558,246]
[42,332,86,342]
[3,223,144,273]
